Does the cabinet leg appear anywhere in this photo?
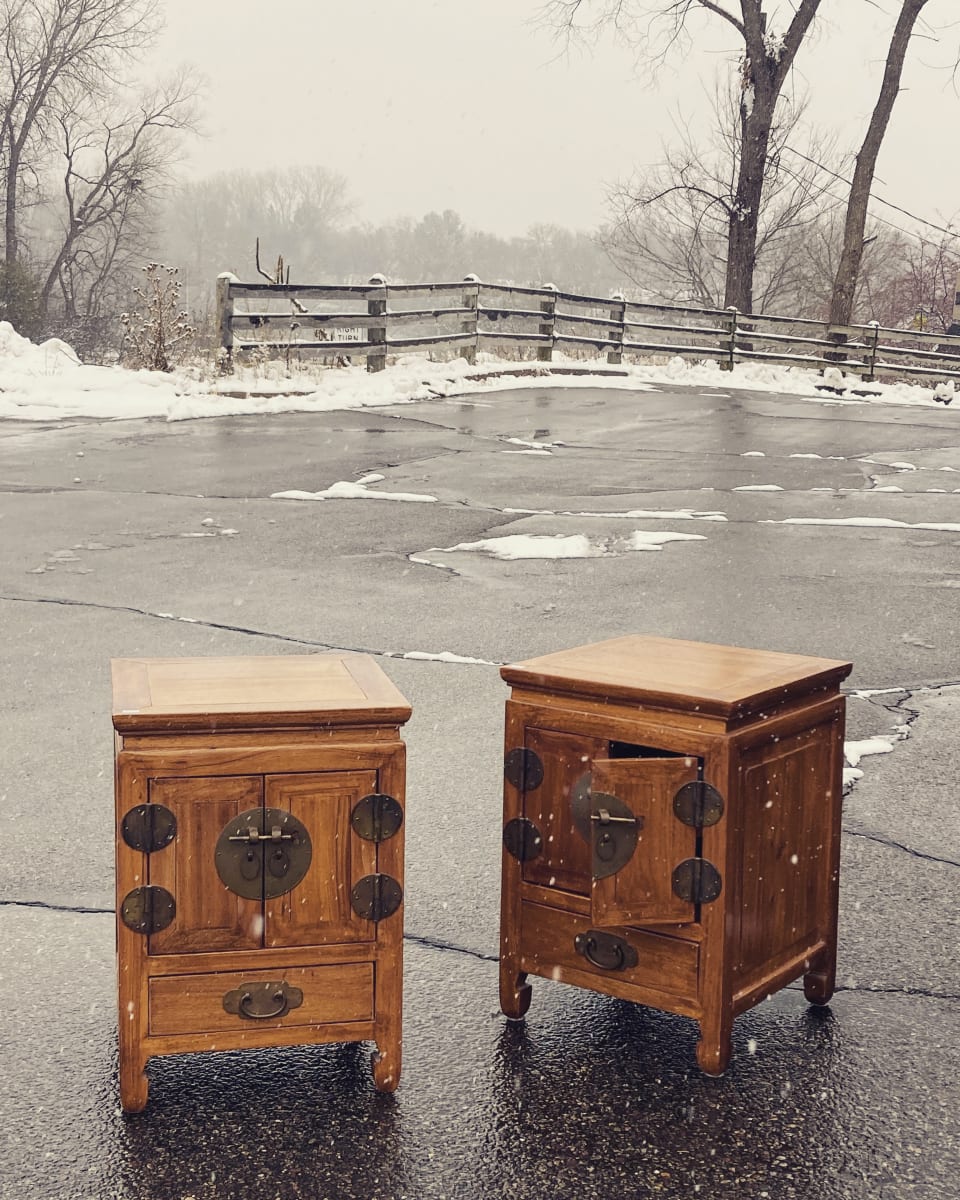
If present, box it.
[803,948,836,1006]
[119,1057,149,1113]
[371,1039,401,1093]
[696,1019,732,1076]
[499,964,532,1021]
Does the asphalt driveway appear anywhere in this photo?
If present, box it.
[1,380,958,1199]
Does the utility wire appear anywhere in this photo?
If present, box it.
[784,144,959,243]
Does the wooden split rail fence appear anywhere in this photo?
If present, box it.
[216,273,960,387]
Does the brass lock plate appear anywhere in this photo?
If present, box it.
[215,807,312,900]
[571,775,641,878]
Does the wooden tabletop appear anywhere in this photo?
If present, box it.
[111,654,412,733]
[501,635,852,721]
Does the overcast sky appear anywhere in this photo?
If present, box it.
[150,1,960,243]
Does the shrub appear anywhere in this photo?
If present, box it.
[119,263,195,371]
[0,261,42,340]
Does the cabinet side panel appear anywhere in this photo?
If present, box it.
[736,720,841,978]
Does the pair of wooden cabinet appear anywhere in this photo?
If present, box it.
[114,638,850,1110]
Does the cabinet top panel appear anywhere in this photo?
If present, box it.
[501,636,851,722]
[111,654,411,733]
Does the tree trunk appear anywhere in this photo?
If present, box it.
[724,102,774,313]
[829,0,931,326]
[5,147,19,265]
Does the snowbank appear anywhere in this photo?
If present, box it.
[0,320,955,423]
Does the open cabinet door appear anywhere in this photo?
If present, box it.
[590,757,699,928]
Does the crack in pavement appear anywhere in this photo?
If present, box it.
[0,898,499,963]
[6,593,957,868]
[6,899,956,1004]
[842,826,960,869]
[0,593,503,665]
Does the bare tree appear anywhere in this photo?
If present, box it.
[0,0,161,266]
[829,0,934,326]
[543,0,823,312]
[39,70,197,320]
[602,83,837,311]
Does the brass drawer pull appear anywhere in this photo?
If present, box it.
[223,980,304,1021]
[574,930,639,972]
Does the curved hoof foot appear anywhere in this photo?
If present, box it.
[500,976,532,1021]
[371,1049,400,1093]
[803,969,834,1006]
[120,1068,149,1114]
[696,1038,730,1077]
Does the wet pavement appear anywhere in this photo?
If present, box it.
[1,381,958,1198]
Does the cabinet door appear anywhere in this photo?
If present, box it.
[519,728,607,894]
[263,771,380,947]
[148,775,263,954]
[589,757,699,928]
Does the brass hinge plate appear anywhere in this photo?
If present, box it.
[671,857,723,905]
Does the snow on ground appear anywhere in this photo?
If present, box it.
[0,320,957,422]
[763,516,960,531]
[410,530,706,568]
[272,479,438,503]
[504,507,727,520]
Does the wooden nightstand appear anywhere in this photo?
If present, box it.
[112,654,411,1111]
[498,635,852,1074]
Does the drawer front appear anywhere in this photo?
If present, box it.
[148,962,374,1036]
[520,901,698,1000]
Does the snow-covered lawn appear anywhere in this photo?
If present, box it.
[0,320,956,423]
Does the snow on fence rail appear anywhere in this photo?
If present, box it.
[215,273,960,385]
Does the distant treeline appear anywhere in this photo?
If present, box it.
[156,166,625,311]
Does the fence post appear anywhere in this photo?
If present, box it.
[462,274,480,365]
[608,291,626,365]
[216,272,235,372]
[367,273,387,373]
[865,321,880,382]
[537,283,557,363]
[722,307,738,371]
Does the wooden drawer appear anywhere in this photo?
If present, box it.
[519,901,698,1002]
[148,962,374,1036]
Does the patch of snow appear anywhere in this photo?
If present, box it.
[390,650,496,665]
[843,767,864,788]
[741,451,766,457]
[764,516,960,532]
[844,738,895,768]
[413,528,706,564]
[628,530,706,551]
[503,506,727,522]
[430,534,601,560]
[790,453,823,459]
[872,485,903,492]
[889,462,917,471]
[271,481,437,503]
[504,437,554,449]
[502,449,552,455]
[734,484,783,491]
